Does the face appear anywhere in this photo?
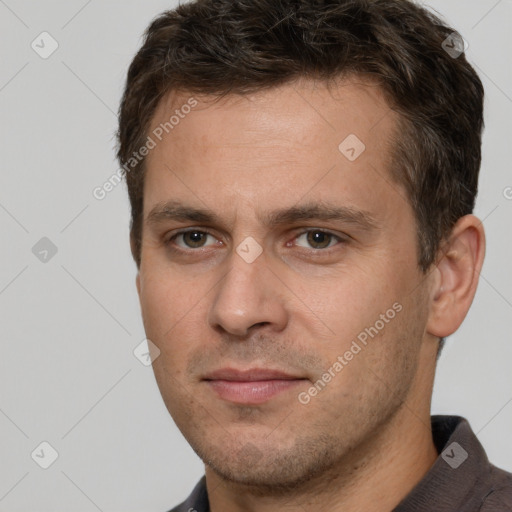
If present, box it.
[136,77,434,489]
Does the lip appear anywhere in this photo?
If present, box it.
[203,367,306,405]
[204,368,300,381]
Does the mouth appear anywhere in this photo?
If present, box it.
[202,368,308,405]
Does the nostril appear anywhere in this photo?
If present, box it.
[251,322,270,329]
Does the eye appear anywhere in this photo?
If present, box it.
[168,229,219,249]
[293,229,342,250]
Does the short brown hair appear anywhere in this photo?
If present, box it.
[117,0,484,272]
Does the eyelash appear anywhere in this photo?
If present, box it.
[165,228,345,252]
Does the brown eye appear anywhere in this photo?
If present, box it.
[170,230,215,249]
[182,231,208,248]
[307,231,332,249]
[295,230,340,250]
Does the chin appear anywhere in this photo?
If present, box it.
[197,433,342,495]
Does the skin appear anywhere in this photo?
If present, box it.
[133,76,485,512]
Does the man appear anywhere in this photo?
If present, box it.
[116,0,512,510]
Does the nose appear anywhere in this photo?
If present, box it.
[207,246,289,338]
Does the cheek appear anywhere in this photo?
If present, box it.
[139,270,209,371]
[139,275,184,357]
[304,266,398,336]
[139,277,198,413]
[139,279,172,338]
[307,292,424,416]
[301,261,420,383]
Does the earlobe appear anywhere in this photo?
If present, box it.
[426,215,486,338]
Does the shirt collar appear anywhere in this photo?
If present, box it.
[393,415,491,511]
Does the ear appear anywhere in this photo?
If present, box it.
[426,214,486,338]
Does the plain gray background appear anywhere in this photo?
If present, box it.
[0,1,511,511]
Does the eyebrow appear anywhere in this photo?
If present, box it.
[145,200,379,232]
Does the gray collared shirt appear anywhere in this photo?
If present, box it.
[168,415,512,511]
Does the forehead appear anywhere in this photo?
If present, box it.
[149,75,395,147]
[143,76,402,225]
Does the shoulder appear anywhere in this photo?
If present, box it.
[478,464,512,511]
